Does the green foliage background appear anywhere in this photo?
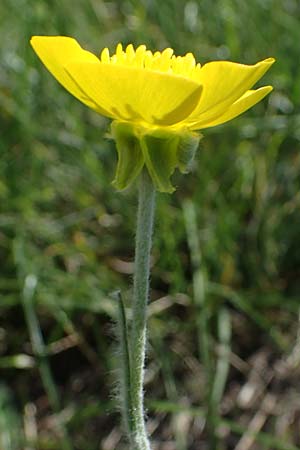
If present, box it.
[0,0,300,449]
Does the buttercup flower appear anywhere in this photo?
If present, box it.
[31,37,274,192]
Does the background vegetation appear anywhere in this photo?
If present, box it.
[1,0,300,449]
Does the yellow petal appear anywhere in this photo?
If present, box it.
[190,86,273,130]
[65,62,203,125]
[30,36,110,115]
[185,58,275,125]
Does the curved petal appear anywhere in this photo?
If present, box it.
[190,86,273,130]
[30,36,110,115]
[185,58,275,125]
[65,62,203,125]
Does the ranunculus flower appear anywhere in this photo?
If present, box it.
[31,37,274,192]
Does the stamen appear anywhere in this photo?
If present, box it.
[116,43,123,56]
[144,50,154,69]
[185,53,196,69]
[100,43,201,80]
[100,48,110,63]
[135,45,147,67]
[125,44,135,59]
[162,48,174,59]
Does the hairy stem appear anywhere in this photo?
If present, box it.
[129,169,155,450]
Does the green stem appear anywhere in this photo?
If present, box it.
[129,170,155,450]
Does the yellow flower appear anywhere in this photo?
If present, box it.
[30,36,274,192]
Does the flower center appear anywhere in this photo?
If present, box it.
[100,43,201,81]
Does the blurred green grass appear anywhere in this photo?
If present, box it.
[1,0,300,449]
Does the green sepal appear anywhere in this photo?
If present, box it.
[177,131,202,173]
[140,129,202,193]
[111,121,144,190]
[140,130,180,193]
[111,121,202,193]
